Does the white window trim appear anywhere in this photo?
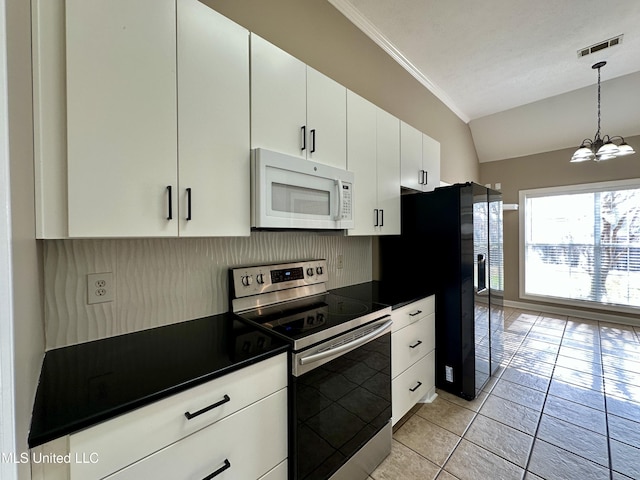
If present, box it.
[519,178,640,316]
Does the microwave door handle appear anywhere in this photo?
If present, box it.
[335,179,344,221]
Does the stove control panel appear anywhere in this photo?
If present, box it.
[231,259,329,298]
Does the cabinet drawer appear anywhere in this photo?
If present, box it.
[105,388,287,480]
[70,353,286,479]
[258,459,288,480]
[392,313,434,378]
[392,296,434,332]
[392,351,435,425]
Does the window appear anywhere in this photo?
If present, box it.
[520,179,640,312]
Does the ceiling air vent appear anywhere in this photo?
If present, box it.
[578,35,623,58]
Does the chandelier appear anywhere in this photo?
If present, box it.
[570,61,635,162]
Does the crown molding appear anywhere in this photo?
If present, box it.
[328,0,470,124]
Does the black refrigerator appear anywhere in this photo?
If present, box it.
[379,182,504,400]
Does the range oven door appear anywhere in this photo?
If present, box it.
[290,317,392,480]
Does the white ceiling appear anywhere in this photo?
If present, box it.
[329,0,640,162]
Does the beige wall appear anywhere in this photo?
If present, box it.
[480,134,640,321]
[6,0,45,477]
[202,0,479,184]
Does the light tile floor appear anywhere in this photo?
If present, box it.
[370,307,640,480]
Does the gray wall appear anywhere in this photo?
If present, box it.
[480,134,640,321]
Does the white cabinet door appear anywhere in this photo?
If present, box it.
[400,121,423,191]
[376,108,401,235]
[422,133,441,192]
[346,91,378,236]
[306,66,347,169]
[250,34,307,158]
[66,0,178,237]
[177,0,250,237]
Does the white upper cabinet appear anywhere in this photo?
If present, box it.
[66,0,178,237]
[400,121,423,191]
[422,133,441,192]
[177,0,250,237]
[400,121,441,192]
[346,91,400,236]
[250,34,307,159]
[305,67,347,169]
[33,0,250,238]
[250,34,347,169]
[376,108,401,235]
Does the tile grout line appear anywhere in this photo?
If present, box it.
[600,321,615,480]
[521,313,566,478]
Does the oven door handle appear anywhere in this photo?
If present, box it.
[299,319,393,366]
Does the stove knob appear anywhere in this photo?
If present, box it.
[256,273,265,284]
[316,266,324,275]
[306,268,314,277]
[241,275,253,287]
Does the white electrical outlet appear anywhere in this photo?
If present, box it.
[337,255,344,269]
[87,272,115,305]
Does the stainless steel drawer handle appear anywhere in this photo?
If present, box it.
[409,381,423,392]
[184,394,230,420]
[202,459,231,479]
[409,310,422,317]
[409,340,423,349]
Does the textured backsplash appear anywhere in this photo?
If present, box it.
[43,232,372,350]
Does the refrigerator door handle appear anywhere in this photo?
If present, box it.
[477,253,488,294]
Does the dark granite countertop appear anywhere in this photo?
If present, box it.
[331,280,435,310]
[28,313,288,448]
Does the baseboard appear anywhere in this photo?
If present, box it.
[504,300,640,328]
[419,387,437,404]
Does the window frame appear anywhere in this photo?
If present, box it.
[519,178,640,315]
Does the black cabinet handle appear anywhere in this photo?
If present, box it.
[380,209,384,227]
[202,459,231,480]
[423,171,428,185]
[184,394,230,420]
[374,209,379,227]
[186,187,192,221]
[409,340,423,349]
[419,169,425,185]
[409,381,423,392]
[409,310,422,317]
[166,186,173,220]
[301,125,306,151]
[310,129,316,153]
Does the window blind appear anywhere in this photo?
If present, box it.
[523,182,640,310]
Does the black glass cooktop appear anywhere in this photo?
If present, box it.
[235,293,391,351]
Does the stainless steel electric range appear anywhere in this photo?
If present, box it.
[230,260,392,480]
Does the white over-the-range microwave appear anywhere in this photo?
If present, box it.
[251,148,354,230]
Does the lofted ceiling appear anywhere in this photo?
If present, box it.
[328,0,640,162]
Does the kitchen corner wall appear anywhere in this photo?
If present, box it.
[43,232,371,350]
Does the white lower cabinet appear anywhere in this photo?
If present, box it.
[104,389,287,480]
[257,460,288,480]
[391,296,436,425]
[392,352,435,423]
[31,353,287,480]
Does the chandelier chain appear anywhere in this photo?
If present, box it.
[596,65,601,138]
